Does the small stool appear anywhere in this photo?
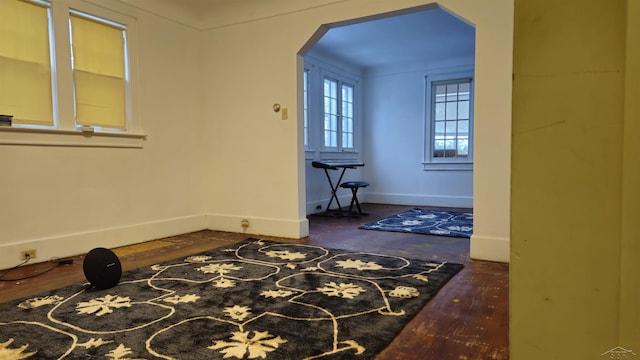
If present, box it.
[340,181,369,216]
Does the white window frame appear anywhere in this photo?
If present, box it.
[321,70,357,153]
[0,0,58,128]
[69,9,129,132]
[304,56,361,160]
[303,67,310,150]
[423,68,474,171]
[0,0,144,148]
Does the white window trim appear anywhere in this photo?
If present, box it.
[2,0,144,148]
[320,69,359,154]
[423,67,474,171]
[304,56,362,161]
[0,126,145,148]
[303,67,310,151]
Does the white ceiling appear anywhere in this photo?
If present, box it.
[309,7,476,70]
[119,1,475,71]
[118,0,339,29]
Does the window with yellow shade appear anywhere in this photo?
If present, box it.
[70,13,128,130]
[0,0,54,126]
[0,0,140,143]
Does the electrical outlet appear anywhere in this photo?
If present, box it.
[241,219,250,228]
[20,249,37,260]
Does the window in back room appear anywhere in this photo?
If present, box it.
[323,76,355,152]
[430,77,473,159]
[423,69,474,171]
[303,56,361,158]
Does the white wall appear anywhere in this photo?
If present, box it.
[362,63,474,209]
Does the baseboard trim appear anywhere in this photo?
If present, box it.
[306,194,353,215]
[1,212,505,269]
[0,215,208,270]
[470,234,510,263]
[0,213,312,270]
[365,193,473,209]
[206,213,309,239]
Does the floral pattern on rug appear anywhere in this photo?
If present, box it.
[0,239,463,359]
[359,209,473,238]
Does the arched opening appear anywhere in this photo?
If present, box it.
[299,6,475,224]
[296,3,511,262]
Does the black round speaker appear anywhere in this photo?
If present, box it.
[83,247,122,289]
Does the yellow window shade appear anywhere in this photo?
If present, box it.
[70,15,125,78]
[74,71,126,129]
[0,0,53,126]
[70,14,126,129]
[0,0,50,63]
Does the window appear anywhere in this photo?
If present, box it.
[303,57,360,155]
[323,77,355,151]
[0,0,141,147]
[433,79,471,158]
[70,12,128,130]
[303,68,309,148]
[424,71,474,170]
[341,83,354,149]
[0,0,55,126]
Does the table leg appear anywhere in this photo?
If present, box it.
[323,167,347,213]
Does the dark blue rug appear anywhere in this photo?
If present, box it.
[0,238,463,359]
[359,209,473,238]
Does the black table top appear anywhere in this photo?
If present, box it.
[312,160,365,169]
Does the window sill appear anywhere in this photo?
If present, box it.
[305,149,315,160]
[0,126,147,148]
[319,150,359,157]
[423,161,473,171]
[305,149,360,160]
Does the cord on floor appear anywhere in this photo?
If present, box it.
[0,255,74,282]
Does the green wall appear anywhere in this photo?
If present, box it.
[512,0,639,358]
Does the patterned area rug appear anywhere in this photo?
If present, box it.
[0,238,462,359]
[360,209,473,238]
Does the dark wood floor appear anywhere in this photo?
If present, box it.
[0,204,508,359]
